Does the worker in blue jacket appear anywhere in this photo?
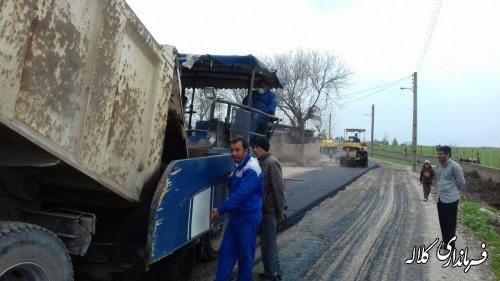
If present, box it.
[242,80,278,134]
[211,137,264,281]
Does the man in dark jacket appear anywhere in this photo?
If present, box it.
[252,137,285,281]
[359,147,368,167]
[211,137,264,281]
[242,80,278,134]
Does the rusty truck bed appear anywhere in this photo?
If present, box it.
[0,0,181,202]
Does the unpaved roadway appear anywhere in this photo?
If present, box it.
[190,160,494,281]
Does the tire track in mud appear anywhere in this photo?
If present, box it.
[355,171,426,281]
[304,169,402,280]
[291,165,427,281]
[337,172,399,281]
[303,169,393,280]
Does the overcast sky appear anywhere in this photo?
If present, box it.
[126,0,499,147]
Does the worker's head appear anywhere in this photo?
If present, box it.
[252,136,270,158]
[230,137,249,164]
[255,80,268,94]
[437,146,451,163]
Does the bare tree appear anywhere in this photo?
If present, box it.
[192,88,216,121]
[219,88,247,104]
[312,118,326,139]
[186,87,248,128]
[270,49,351,143]
[312,111,337,139]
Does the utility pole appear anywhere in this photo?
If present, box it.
[412,72,418,172]
[371,104,374,157]
[328,113,332,139]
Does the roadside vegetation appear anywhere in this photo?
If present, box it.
[460,201,500,280]
[372,144,500,169]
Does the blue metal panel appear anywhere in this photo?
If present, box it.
[147,154,234,264]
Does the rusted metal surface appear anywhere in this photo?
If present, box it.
[0,0,34,119]
[0,0,181,202]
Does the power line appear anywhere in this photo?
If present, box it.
[340,75,412,106]
[342,75,412,97]
[416,0,444,72]
[340,83,398,106]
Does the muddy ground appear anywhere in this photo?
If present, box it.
[463,170,500,209]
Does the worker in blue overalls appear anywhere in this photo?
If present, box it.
[242,80,278,135]
[211,137,264,281]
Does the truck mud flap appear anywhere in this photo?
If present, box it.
[147,155,234,264]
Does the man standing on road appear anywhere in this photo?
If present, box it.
[436,145,466,251]
[211,137,264,281]
[359,147,368,167]
[253,137,286,281]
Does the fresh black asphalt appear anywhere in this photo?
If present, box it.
[284,162,378,227]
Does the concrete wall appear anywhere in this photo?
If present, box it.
[270,140,320,165]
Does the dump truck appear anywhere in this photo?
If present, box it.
[0,1,281,280]
[338,129,368,167]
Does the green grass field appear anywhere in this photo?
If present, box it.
[461,201,500,280]
[372,144,500,169]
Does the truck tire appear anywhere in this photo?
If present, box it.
[197,222,227,262]
[0,221,73,281]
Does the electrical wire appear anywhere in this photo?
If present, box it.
[339,75,412,106]
[342,75,412,97]
[416,0,443,72]
[341,84,398,106]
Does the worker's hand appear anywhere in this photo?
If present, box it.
[278,213,285,224]
[277,212,287,232]
[211,208,220,224]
